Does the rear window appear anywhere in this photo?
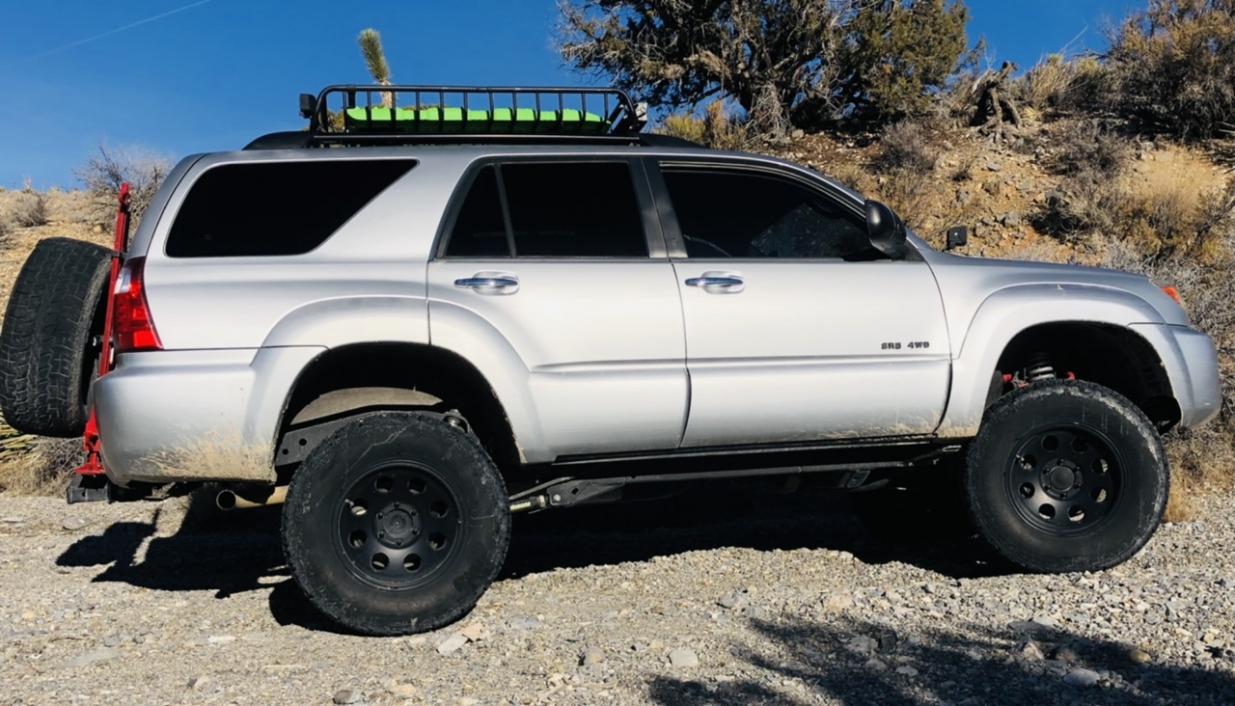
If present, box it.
[444,161,647,258]
[166,160,414,257]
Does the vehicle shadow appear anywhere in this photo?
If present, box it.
[54,485,1009,632]
[647,615,1235,706]
[501,486,1006,580]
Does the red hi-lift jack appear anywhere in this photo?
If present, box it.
[67,183,130,503]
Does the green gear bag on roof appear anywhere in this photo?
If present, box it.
[343,106,609,135]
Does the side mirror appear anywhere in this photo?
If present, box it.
[865,200,908,260]
[945,225,969,251]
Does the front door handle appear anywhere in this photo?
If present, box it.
[454,272,519,295]
[685,271,745,294]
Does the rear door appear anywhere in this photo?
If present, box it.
[650,159,950,448]
[427,159,687,459]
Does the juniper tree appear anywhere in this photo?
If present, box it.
[558,0,970,130]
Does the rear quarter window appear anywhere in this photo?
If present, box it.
[166,159,415,257]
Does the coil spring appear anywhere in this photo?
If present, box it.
[1025,353,1056,382]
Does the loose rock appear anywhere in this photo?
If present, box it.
[1063,668,1101,687]
[436,633,469,656]
[668,648,699,668]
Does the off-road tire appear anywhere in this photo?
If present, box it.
[0,237,111,437]
[282,411,510,635]
[966,380,1168,573]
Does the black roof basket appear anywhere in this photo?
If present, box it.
[246,84,652,150]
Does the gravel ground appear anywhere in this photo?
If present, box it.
[1,486,1233,706]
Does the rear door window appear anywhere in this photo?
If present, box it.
[443,161,647,258]
[166,159,414,257]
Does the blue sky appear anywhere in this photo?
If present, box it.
[0,0,1144,189]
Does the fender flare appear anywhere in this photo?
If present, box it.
[937,283,1167,437]
[261,295,547,464]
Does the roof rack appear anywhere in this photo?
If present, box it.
[245,84,652,150]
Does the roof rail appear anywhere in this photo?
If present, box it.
[245,84,651,150]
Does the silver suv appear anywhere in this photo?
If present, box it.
[0,86,1221,635]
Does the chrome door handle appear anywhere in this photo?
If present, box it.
[454,272,519,294]
[685,271,744,293]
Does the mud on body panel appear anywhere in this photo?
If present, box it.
[94,346,322,485]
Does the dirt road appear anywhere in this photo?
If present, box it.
[1,489,1233,705]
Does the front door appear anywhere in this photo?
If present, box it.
[428,159,687,459]
[652,161,951,448]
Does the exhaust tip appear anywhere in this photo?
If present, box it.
[215,489,237,511]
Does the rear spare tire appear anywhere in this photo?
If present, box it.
[0,237,112,437]
[966,380,1168,573]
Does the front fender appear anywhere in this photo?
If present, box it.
[938,283,1166,437]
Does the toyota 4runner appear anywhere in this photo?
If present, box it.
[0,85,1221,635]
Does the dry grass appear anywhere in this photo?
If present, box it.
[876,168,936,231]
[2,182,49,229]
[0,436,80,494]
[1116,146,1232,260]
[659,101,751,150]
[874,120,938,174]
[1018,54,1108,114]
[1044,120,1129,178]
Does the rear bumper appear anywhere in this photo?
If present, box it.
[93,346,323,486]
[1130,323,1221,429]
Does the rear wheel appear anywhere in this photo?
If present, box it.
[282,411,510,635]
[0,237,111,437]
[966,380,1167,572]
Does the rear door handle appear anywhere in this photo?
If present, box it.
[685,271,744,293]
[454,272,519,295]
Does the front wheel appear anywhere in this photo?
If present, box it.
[966,380,1168,573]
[282,411,510,635]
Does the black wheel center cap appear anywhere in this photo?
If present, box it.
[379,506,419,545]
[1046,464,1077,493]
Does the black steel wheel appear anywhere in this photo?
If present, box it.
[283,411,510,635]
[335,463,461,588]
[1006,426,1121,534]
[966,380,1168,573]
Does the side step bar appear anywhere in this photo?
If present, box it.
[509,444,962,513]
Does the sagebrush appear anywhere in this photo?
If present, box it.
[76,146,171,226]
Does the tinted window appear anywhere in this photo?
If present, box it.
[167,160,414,257]
[503,162,646,257]
[446,166,509,257]
[662,168,881,261]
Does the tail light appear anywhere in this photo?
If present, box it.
[113,257,162,353]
